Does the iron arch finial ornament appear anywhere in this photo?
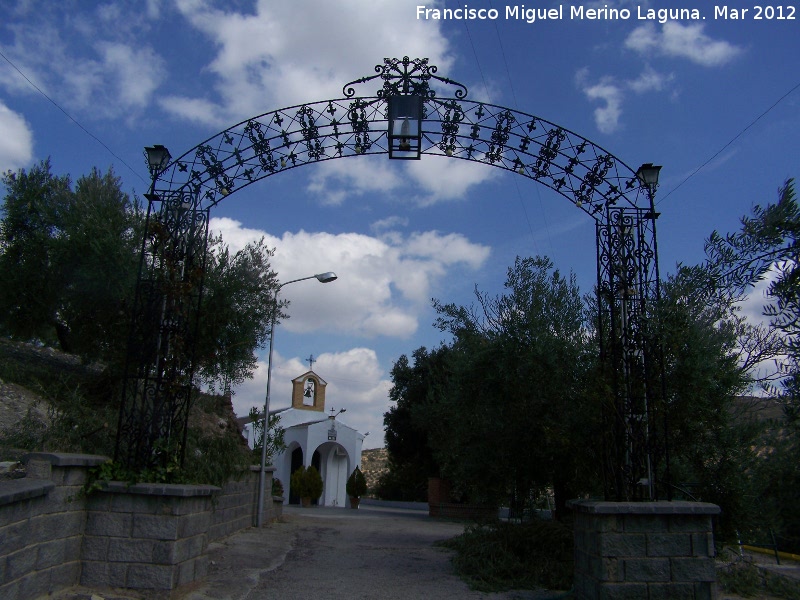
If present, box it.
[119,57,667,502]
[342,56,469,99]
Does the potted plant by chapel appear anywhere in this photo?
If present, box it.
[346,466,368,509]
[291,466,323,507]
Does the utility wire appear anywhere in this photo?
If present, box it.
[657,80,800,206]
[488,0,557,259]
[0,48,146,184]
[462,19,542,256]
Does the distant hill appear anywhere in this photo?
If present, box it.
[360,447,387,495]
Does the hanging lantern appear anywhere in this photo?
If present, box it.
[388,95,423,159]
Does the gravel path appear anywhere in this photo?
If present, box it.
[178,505,568,600]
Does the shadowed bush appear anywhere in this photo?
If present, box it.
[437,519,573,592]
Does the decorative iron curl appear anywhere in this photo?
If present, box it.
[342,56,468,100]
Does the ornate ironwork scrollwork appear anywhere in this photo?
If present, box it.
[342,56,468,99]
[117,192,210,473]
[596,206,664,500]
[126,57,664,501]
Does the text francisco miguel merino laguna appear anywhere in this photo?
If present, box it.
[416,4,791,23]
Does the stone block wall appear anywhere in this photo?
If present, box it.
[0,453,107,600]
[0,453,278,598]
[209,467,277,541]
[569,500,720,600]
[82,481,219,590]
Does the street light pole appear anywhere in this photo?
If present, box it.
[256,272,337,527]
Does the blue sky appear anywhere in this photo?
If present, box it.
[1,0,798,448]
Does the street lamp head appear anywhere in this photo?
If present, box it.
[635,163,662,188]
[315,272,338,283]
[145,145,172,175]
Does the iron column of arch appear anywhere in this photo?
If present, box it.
[118,57,667,499]
[596,202,667,500]
[114,148,210,473]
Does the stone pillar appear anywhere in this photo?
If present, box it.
[427,477,451,505]
[568,500,720,600]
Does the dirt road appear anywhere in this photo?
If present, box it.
[179,504,567,600]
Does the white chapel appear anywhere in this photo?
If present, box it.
[243,367,365,507]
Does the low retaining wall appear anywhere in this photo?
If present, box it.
[82,481,219,590]
[569,500,721,600]
[0,453,105,600]
[0,453,278,599]
[427,476,497,520]
[428,502,498,520]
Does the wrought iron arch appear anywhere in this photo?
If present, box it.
[119,57,666,501]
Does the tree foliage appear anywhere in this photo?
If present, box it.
[346,466,368,498]
[704,178,800,550]
[0,160,282,392]
[246,406,285,465]
[0,160,142,362]
[291,465,323,501]
[381,257,600,516]
[383,251,780,528]
[427,256,599,516]
[196,236,285,395]
[706,179,799,405]
[654,265,764,537]
[378,346,448,501]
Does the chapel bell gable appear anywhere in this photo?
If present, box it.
[292,371,327,412]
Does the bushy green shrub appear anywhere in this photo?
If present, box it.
[437,519,573,592]
[181,429,252,487]
[717,550,800,600]
[346,466,367,497]
[291,465,323,501]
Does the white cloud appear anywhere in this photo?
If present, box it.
[231,348,392,448]
[171,0,452,125]
[0,102,33,172]
[404,230,490,270]
[627,66,673,94]
[305,156,404,206]
[306,153,498,207]
[576,68,624,134]
[97,43,166,111]
[625,23,744,67]
[371,216,409,233]
[576,66,674,134]
[406,155,499,205]
[208,217,269,253]
[581,76,624,134]
[164,1,501,205]
[157,96,222,128]
[0,13,165,122]
[737,266,779,327]
[209,217,491,338]
[577,21,740,134]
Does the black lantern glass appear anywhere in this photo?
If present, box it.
[145,145,172,175]
[388,95,423,159]
[635,163,662,188]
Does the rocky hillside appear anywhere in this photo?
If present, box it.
[0,337,246,463]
